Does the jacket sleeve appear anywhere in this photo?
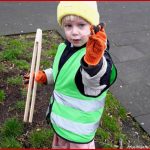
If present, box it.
[80,53,110,96]
[44,68,54,85]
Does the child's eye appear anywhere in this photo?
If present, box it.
[64,24,72,28]
[78,24,85,28]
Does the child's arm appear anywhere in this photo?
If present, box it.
[81,51,111,96]
[23,68,54,87]
[80,25,111,96]
[43,68,54,85]
[35,68,54,85]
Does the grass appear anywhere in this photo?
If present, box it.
[28,128,54,148]
[95,92,128,147]
[96,128,110,142]
[40,60,51,69]
[0,52,3,62]
[0,36,8,49]
[20,88,27,97]
[0,137,22,148]
[1,38,32,61]
[42,45,57,57]
[2,39,26,60]
[0,90,6,103]
[102,114,119,132]
[15,100,25,111]
[0,63,6,72]
[1,117,23,137]
[41,43,58,68]
[12,59,30,71]
[0,36,32,75]
[7,75,22,86]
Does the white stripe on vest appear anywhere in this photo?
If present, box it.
[54,90,105,112]
[51,112,99,135]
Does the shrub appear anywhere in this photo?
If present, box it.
[1,117,23,137]
[29,128,53,148]
[0,137,22,148]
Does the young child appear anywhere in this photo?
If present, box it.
[24,1,117,149]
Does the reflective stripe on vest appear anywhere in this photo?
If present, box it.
[51,112,99,135]
[54,90,105,112]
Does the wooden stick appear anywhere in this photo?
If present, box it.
[23,29,42,123]
[29,29,42,123]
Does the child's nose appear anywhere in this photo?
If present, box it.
[71,26,79,35]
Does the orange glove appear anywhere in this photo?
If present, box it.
[84,24,107,66]
[35,70,47,84]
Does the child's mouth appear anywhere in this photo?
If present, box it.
[73,39,80,43]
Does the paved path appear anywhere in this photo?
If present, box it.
[0,2,150,134]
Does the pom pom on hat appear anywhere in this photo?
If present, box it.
[57,1,100,26]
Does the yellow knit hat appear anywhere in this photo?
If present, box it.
[57,1,100,26]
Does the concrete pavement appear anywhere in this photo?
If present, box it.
[0,2,150,134]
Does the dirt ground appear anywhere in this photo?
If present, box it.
[0,71,51,124]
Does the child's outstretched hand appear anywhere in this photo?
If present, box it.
[23,70,47,89]
[35,71,47,84]
[84,23,107,66]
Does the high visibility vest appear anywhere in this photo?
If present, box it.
[50,43,117,143]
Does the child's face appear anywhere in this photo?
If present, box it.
[62,16,91,47]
